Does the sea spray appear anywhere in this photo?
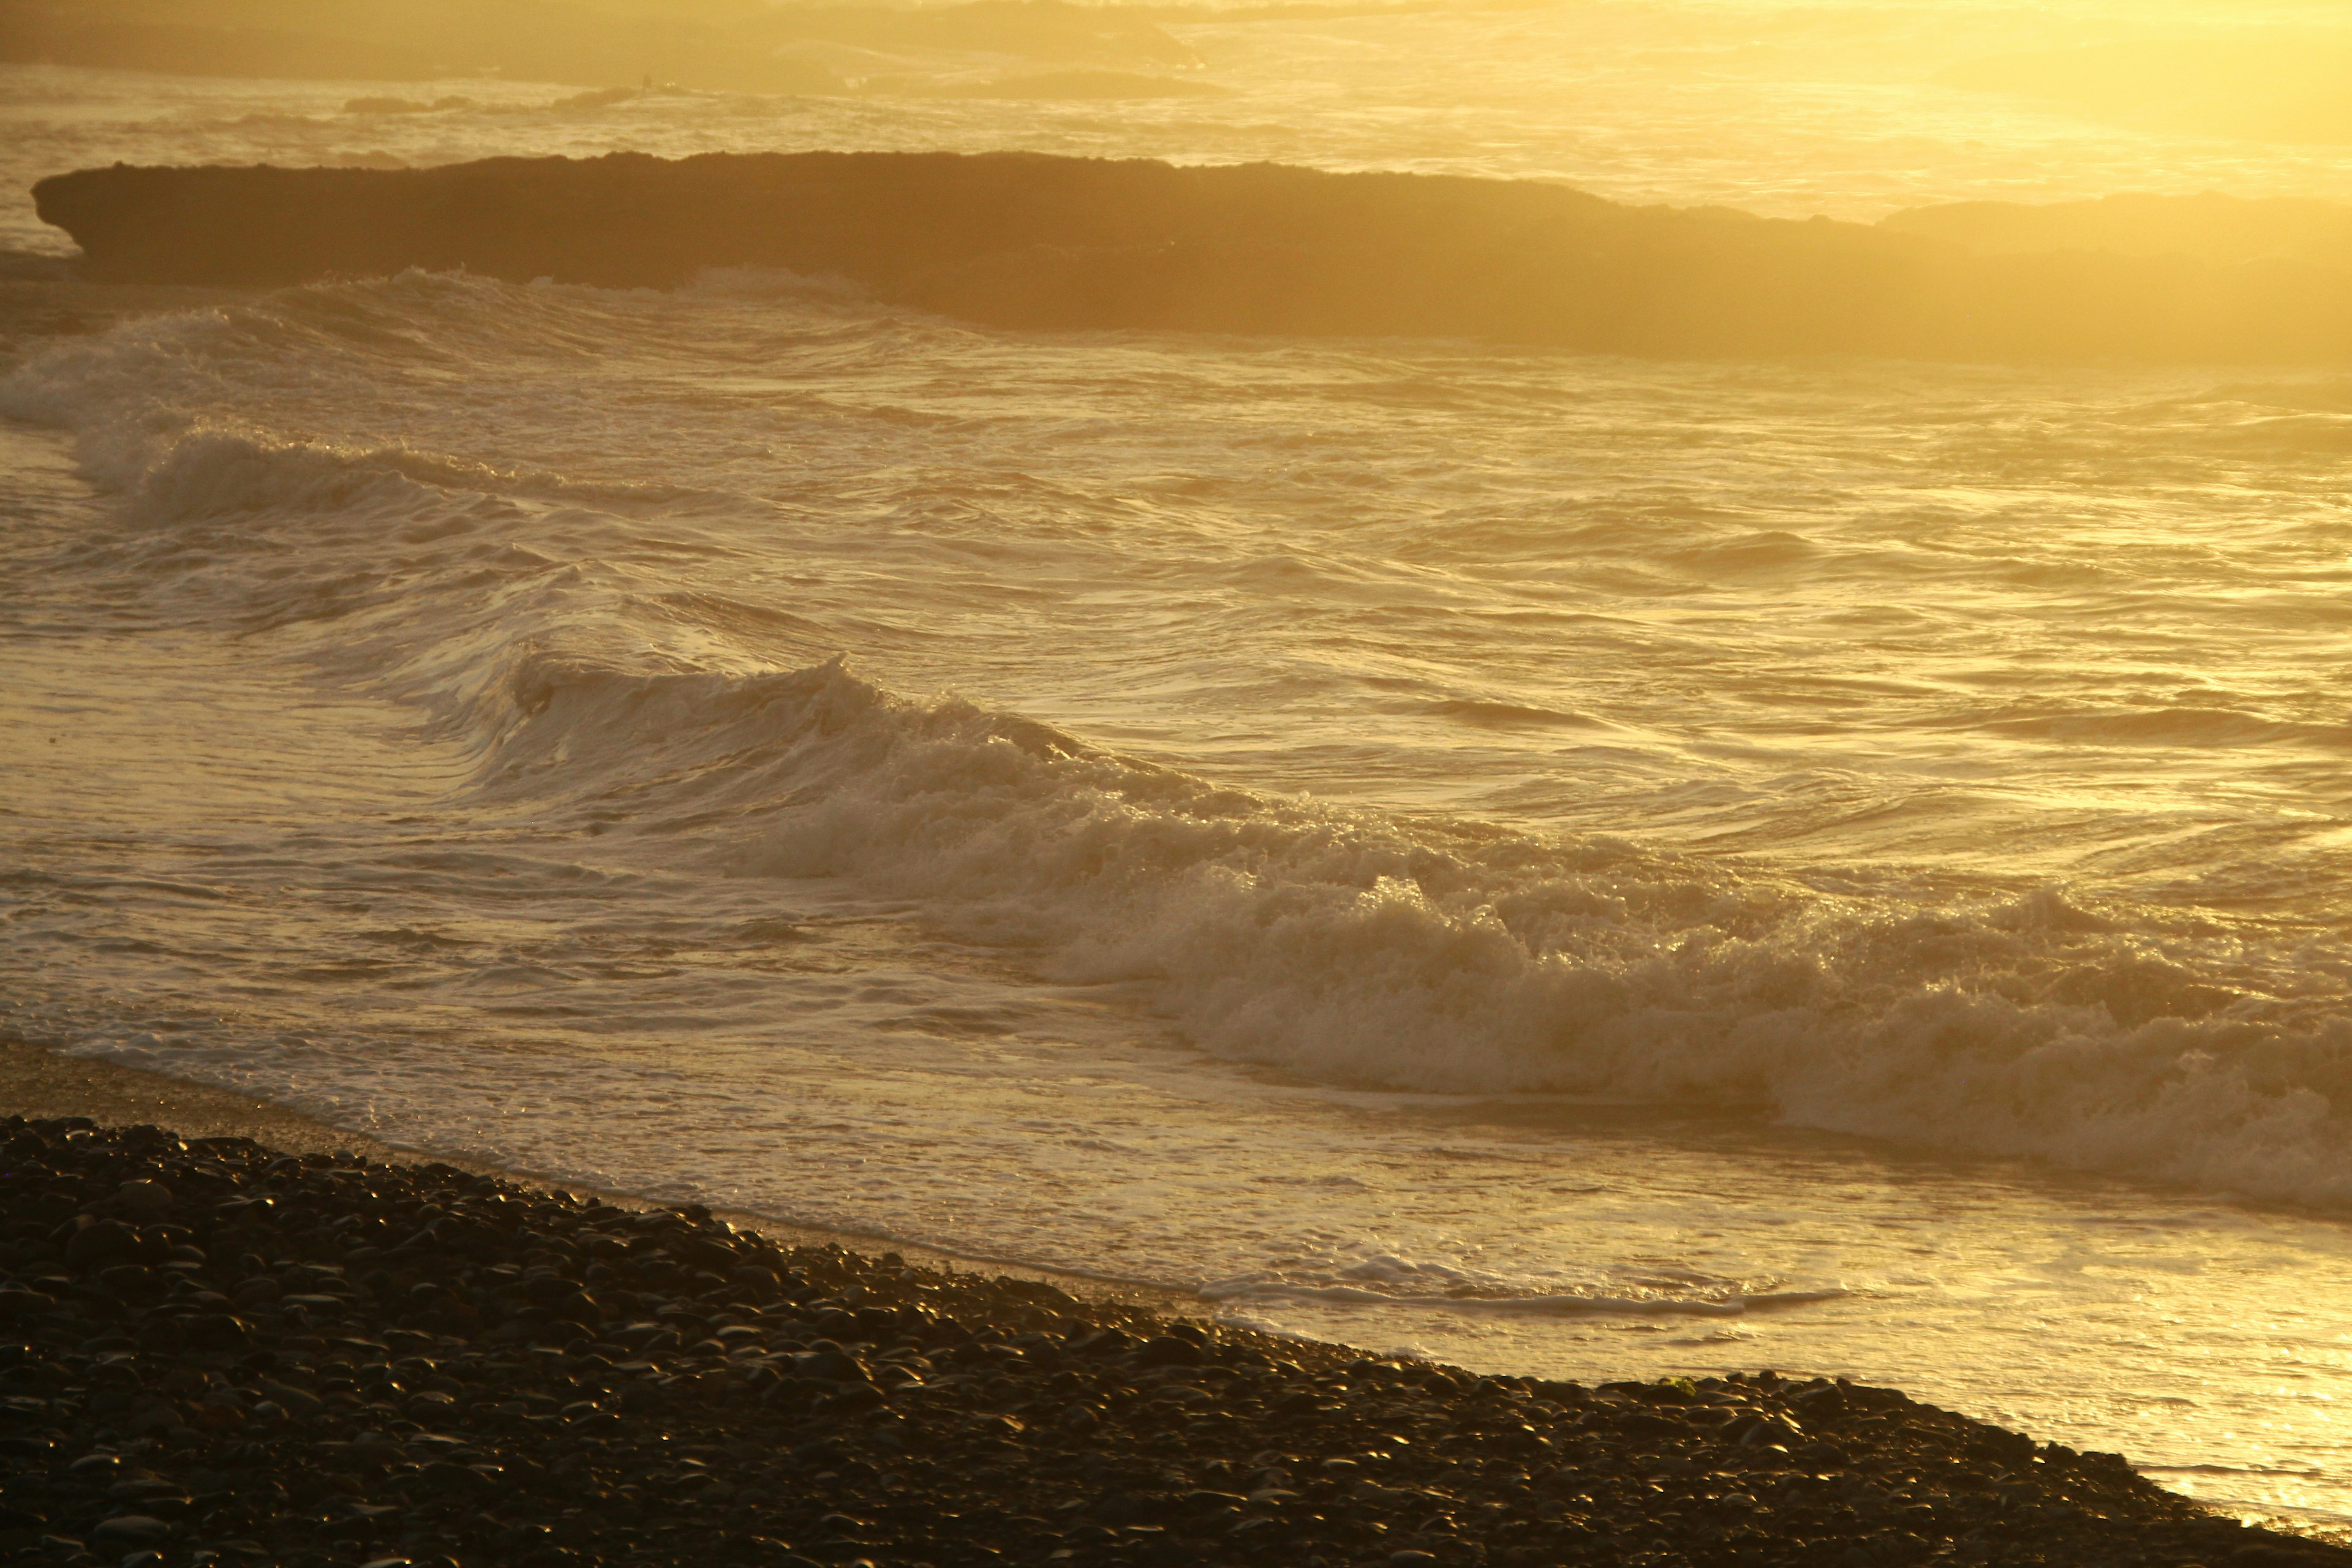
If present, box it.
[6,275,2350,1211]
[457,649,2352,1208]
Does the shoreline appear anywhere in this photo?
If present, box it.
[4,1052,2348,1564]
[0,1035,1189,1315]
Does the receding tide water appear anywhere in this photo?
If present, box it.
[4,0,2351,1529]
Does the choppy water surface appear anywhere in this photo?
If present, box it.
[4,0,2352,1531]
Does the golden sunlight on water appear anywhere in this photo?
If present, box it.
[4,0,2352,1539]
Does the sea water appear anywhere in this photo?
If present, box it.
[3,0,2350,1529]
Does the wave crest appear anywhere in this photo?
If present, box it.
[466,649,2352,1209]
[11,267,2350,1213]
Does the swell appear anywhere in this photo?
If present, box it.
[460,647,2352,1211]
[9,281,2352,1214]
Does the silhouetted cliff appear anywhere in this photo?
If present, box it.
[32,151,2352,363]
[1883,193,2352,270]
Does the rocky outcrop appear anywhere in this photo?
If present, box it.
[1883,192,2352,269]
[33,151,2352,363]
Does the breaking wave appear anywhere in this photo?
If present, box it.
[8,271,2351,1213]
[451,645,2352,1209]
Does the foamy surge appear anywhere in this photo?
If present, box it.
[12,26,2352,1520]
[478,650,2352,1207]
[7,290,2349,1212]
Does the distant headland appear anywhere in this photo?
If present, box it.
[33,151,2352,363]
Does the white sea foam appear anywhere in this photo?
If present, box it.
[443,646,2352,1210]
[7,277,2350,1215]
[1201,1283,1847,1317]
[10,29,2352,1524]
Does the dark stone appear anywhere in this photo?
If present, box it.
[64,1220,140,1268]
[97,1262,156,1298]
[31,154,2352,368]
[0,1287,50,1320]
[181,1313,251,1351]
[87,1514,172,1549]
[0,1116,2335,1568]
[117,1180,176,1218]
[135,1315,186,1354]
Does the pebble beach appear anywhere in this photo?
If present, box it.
[5,1109,2345,1568]
[9,0,2352,1547]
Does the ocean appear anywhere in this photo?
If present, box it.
[3,0,2350,1529]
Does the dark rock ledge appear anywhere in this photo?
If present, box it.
[32,153,2352,366]
[1,1117,2340,1568]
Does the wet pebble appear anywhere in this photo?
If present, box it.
[0,1115,2340,1568]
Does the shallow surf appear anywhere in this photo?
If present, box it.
[5,2,2352,1526]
